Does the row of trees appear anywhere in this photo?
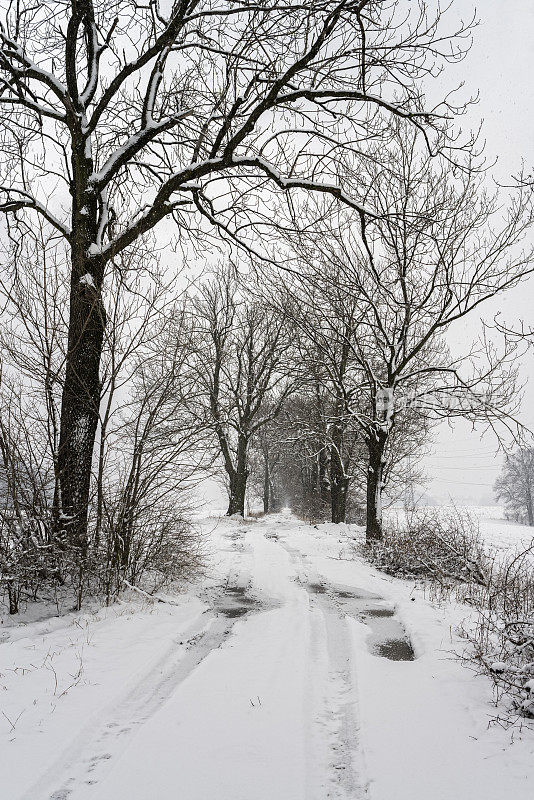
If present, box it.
[194,124,532,536]
[0,143,532,611]
[0,0,477,552]
[1,1,533,613]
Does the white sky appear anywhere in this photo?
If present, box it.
[418,0,534,504]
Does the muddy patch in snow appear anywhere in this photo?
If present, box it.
[224,585,249,597]
[212,584,266,619]
[358,604,415,661]
[308,582,327,594]
[365,607,394,618]
[308,580,415,662]
[333,584,381,601]
[344,596,414,662]
[374,637,415,661]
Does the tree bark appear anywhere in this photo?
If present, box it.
[54,102,106,551]
[269,478,280,512]
[263,455,271,514]
[366,428,388,542]
[55,255,105,551]
[330,422,349,523]
[226,434,248,516]
[331,477,349,523]
[318,448,331,505]
[7,580,18,615]
[227,470,247,516]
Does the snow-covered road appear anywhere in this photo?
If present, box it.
[1,513,533,799]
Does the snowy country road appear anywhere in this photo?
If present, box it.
[2,512,533,800]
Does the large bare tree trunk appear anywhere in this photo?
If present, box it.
[330,420,349,523]
[54,107,105,550]
[55,261,105,551]
[366,428,387,542]
[263,456,271,514]
[227,435,248,516]
[331,476,349,524]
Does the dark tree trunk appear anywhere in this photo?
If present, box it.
[54,112,106,552]
[226,435,248,516]
[55,253,105,551]
[7,580,18,615]
[331,477,349,523]
[263,455,270,514]
[269,478,279,512]
[227,470,247,516]
[366,428,388,543]
[318,447,331,505]
[330,420,349,523]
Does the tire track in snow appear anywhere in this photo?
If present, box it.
[23,585,263,800]
[268,523,367,798]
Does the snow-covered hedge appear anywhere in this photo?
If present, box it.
[460,540,534,722]
[366,506,488,590]
[367,506,534,723]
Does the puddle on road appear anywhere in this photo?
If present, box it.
[307,581,415,662]
[365,607,394,618]
[214,585,262,619]
[225,585,248,597]
[334,585,382,602]
[375,638,415,661]
[219,606,249,619]
[346,597,414,662]
[360,603,415,661]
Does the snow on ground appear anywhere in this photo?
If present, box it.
[1,512,534,800]
[387,504,534,561]
[447,505,534,558]
[479,516,534,559]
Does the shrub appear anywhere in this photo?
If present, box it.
[366,506,489,591]
[366,505,534,724]
[458,540,534,724]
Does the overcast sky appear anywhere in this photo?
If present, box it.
[418,0,534,505]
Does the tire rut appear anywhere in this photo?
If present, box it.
[24,583,266,800]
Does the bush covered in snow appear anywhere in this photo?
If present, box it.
[459,539,534,722]
[367,505,534,723]
[366,506,489,591]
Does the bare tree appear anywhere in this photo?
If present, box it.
[190,267,293,515]
[248,411,285,514]
[0,0,475,546]
[287,287,365,523]
[495,447,534,526]
[0,223,203,610]
[98,301,206,602]
[271,265,428,526]
[250,390,334,521]
[0,226,68,611]
[276,123,534,540]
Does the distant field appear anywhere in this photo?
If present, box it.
[386,505,534,560]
